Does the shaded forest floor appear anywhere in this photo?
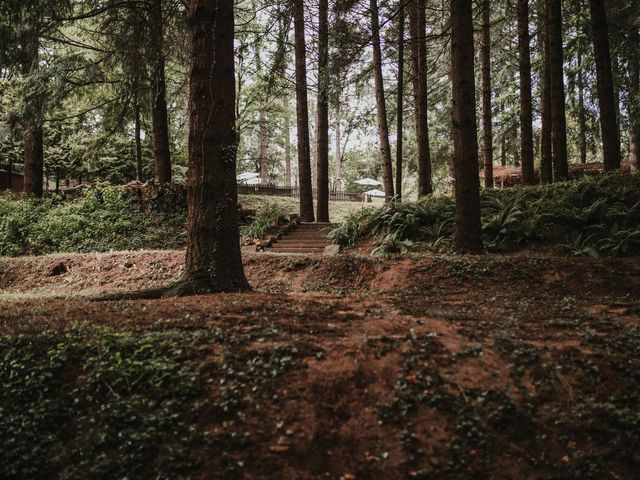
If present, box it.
[1,250,640,479]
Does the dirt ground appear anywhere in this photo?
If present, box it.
[2,250,640,479]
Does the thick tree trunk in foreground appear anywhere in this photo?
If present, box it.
[410,0,432,196]
[451,0,483,253]
[316,0,329,221]
[370,0,394,199]
[21,35,44,197]
[547,0,569,181]
[182,0,249,293]
[630,29,639,173]
[481,0,493,188]
[539,0,553,183]
[149,0,172,184]
[589,0,621,171]
[396,2,404,200]
[518,0,535,184]
[293,0,315,221]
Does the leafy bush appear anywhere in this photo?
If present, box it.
[240,203,290,242]
[0,186,186,256]
[330,173,640,257]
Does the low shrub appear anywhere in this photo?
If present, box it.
[330,173,640,257]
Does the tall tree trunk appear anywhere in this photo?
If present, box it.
[181,0,249,293]
[501,133,507,167]
[254,33,270,185]
[539,0,553,183]
[21,35,44,197]
[396,1,404,200]
[370,0,395,199]
[335,99,343,191]
[316,0,330,221]
[547,0,569,180]
[134,99,143,182]
[293,0,315,221]
[629,28,639,173]
[284,98,292,186]
[451,0,482,253]
[518,0,535,184]
[577,45,587,164]
[589,0,621,171]
[149,0,172,184]
[481,0,494,188]
[409,0,432,196]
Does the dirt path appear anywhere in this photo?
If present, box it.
[1,251,640,478]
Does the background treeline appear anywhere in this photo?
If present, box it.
[1,0,638,200]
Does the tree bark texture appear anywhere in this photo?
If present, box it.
[396,2,404,200]
[539,0,553,183]
[370,0,395,199]
[182,0,249,293]
[293,0,315,221]
[21,34,44,197]
[589,0,621,171]
[451,0,483,253]
[481,0,494,188]
[149,0,172,184]
[409,0,432,196]
[518,0,535,184]
[547,0,569,180]
[316,0,330,221]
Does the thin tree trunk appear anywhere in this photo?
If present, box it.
[518,0,535,184]
[547,0,569,180]
[180,0,249,293]
[316,0,329,221]
[396,1,404,200]
[630,28,639,173]
[409,0,432,196]
[254,33,270,185]
[501,133,507,167]
[149,0,172,184]
[134,99,143,182]
[451,0,483,253]
[589,0,621,171]
[293,0,315,221]
[481,0,494,188]
[370,0,395,199]
[335,99,343,191]
[284,99,292,186]
[539,0,553,183]
[21,34,44,197]
[577,45,587,164]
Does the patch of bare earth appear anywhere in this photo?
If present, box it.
[1,251,640,478]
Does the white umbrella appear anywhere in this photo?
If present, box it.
[363,189,386,198]
[237,172,260,182]
[354,178,382,186]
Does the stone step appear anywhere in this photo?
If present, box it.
[274,237,331,245]
[271,243,328,248]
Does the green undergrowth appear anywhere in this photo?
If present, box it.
[0,324,314,479]
[240,203,290,242]
[330,173,640,257]
[0,186,186,256]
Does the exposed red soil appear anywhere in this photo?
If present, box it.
[2,251,640,478]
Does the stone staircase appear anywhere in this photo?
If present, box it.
[266,222,337,255]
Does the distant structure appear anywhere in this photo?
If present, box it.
[0,163,24,193]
